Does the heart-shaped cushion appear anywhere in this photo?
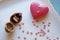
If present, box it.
[30,2,49,20]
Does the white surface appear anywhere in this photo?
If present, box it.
[0,0,60,40]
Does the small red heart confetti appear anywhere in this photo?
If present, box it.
[48,22,51,25]
[39,35,42,37]
[46,36,49,39]
[39,29,46,36]
[34,38,37,40]
[35,33,38,36]
[48,22,51,27]
[40,29,44,32]
[21,22,24,25]
[19,27,21,30]
[48,24,50,27]
[26,31,29,35]
[36,25,39,28]
[49,39,51,40]
[56,37,59,40]
[30,32,33,35]
[47,29,50,33]
[16,19,57,40]
[18,36,20,39]
[33,23,36,26]
[43,24,46,29]
[37,32,40,34]
[30,2,49,20]
[42,22,45,24]
[32,20,35,23]
[22,30,24,33]
[24,37,26,40]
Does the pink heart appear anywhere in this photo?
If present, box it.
[30,2,49,20]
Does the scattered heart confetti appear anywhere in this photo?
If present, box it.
[34,38,37,40]
[39,29,46,36]
[48,22,51,25]
[43,24,46,29]
[24,37,26,40]
[47,29,50,33]
[18,36,20,39]
[46,36,49,39]
[17,21,59,40]
[42,22,45,24]
[56,37,59,40]
[36,25,39,28]
[32,20,35,23]
[48,22,51,27]
[26,31,29,35]
[37,32,40,34]
[49,39,51,40]
[21,22,24,25]
[33,23,36,26]
[22,30,24,33]
[48,24,50,27]
[19,24,22,30]
[35,33,38,36]
[30,32,33,35]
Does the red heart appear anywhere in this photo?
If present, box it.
[30,2,49,20]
